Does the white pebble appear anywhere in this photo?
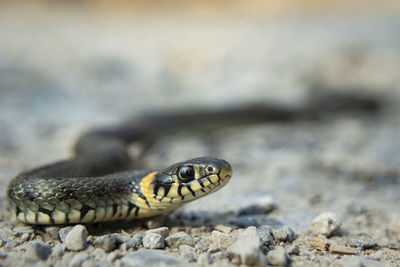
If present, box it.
[65,225,88,251]
[310,212,341,237]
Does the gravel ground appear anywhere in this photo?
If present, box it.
[1,2,400,266]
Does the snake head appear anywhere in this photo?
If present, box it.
[149,157,233,206]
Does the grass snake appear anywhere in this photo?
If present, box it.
[7,91,380,225]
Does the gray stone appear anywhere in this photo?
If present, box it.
[132,234,144,247]
[165,231,195,248]
[0,251,7,259]
[310,212,341,237]
[179,244,196,262]
[194,238,210,253]
[227,226,266,266]
[65,225,88,251]
[45,226,61,240]
[238,196,276,215]
[143,233,165,249]
[106,251,123,262]
[69,252,90,267]
[111,234,138,250]
[197,253,213,265]
[258,225,274,246]
[120,249,186,267]
[266,248,291,266]
[59,227,74,243]
[20,233,31,242]
[13,226,34,235]
[207,245,220,254]
[373,250,384,261]
[26,242,52,261]
[272,226,295,242]
[236,216,258,228]
[145,227,169,238]
[49,244,65,260]
[211,230,236,249]
[287,244,300,255]
[4,240,18,249]
[349,233,377,249]
[211,251,228,261]
[91,248,107,261]
[93,235,117,252]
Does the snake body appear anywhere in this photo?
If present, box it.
[7,91,380,225]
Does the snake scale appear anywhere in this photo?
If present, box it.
[7,91,380,225]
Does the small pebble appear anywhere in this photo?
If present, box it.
[69,252,90,267]
[91,247,106,260]
[143,233,165,249]
[93,235,118,252]
[198,253,213,265]
[13,226,34,235]
[235,216,258,228]
[26,241,52,261]
[5,240,18,249]
[373,250,384,260]
[349,232,377,249]
[145,227,169,238]
[45,226,61,240]
[266,248,291,266]
[272,226,295,242]
[0,250,7,259]
[49,244,65,260]
[211,251,227,261]
[165,231,195,248]
[132,234,144,247]
[227,226,266,266]
[59,227,74,243]
[211,230,236,249]
[20,233,31,242]
[287,244,300,255]
[65,225,88,251]
[112,234,138,250]
[194,238,210,253]
[179,244,196,262]
[258,225,274,246]
[310,212,341,237]
[207,245,220,254]
[107,251,123,262]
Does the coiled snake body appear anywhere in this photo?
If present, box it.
[7,92,380,225]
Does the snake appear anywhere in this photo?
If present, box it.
[6,91,380,225]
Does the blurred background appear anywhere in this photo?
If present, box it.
[1,0,400,239]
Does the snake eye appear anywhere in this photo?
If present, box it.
[178,166,195,182]
[205,165,215,175]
